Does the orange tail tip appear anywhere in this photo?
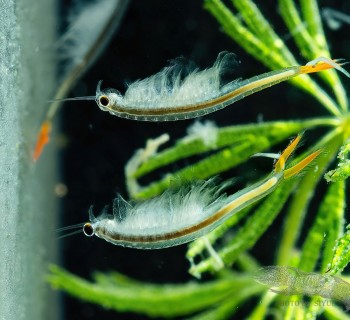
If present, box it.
[274,134,303,173]
[33,120,52,162]
[283,149,322,179]
[300,57,350,78]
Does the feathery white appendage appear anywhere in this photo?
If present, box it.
[254,266,350,310]
[100,52,240,109]
[58,0,121,77]
[186,120,219,148]
[92,178,231,237]
[202,236,224,271]
[125,133,170,196]
[323,8,350,30]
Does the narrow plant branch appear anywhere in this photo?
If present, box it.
[276,129,344,266]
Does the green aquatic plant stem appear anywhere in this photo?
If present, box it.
[298,180,345,272]
[235,252,260,272]
[300,0,329,52]
[134,137,270,199]
[321,181,345,273]
[133,121,302,179]
[131,118,337,199]
[325,138,350,182]
[48,265,262,318]
[188,285,264,320]
[276,129,344,266]
[279,0,348,111]
[230,0,296,65]
[204,0,342,116]
[248,292,276,320]
[323,305,350,320]
[204,0,290,69]
[133,119,337,181]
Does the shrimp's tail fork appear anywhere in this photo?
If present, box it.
[274,133,322,179]
[300,57,350,78]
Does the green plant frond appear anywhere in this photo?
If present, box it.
[300,0,329,53]
[204,0,344,116]
[279,0,348,111]
[323,304,350,320]
[298,180,346,273]
[129,119,335,199]
[186,286,263,320]
[132,136,270,199]
[328,225,350,275]
[48,265,262,318]
[325,138,350,182]
[247,291,277,320]
[276,129,344,266]
[132,121,307,181]
[321,180,346,273]
[230,0,296,65]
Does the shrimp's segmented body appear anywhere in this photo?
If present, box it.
[33,53,348,161]
[81,134,321,249]
[95,54,349,121]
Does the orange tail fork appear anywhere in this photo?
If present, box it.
[274,134,322,179]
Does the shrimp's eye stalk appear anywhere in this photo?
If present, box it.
[99,95,109,107]
[83,223,94,237]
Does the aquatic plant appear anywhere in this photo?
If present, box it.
[48,1,350,318]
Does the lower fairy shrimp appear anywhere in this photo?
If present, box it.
[33,54,349,161]
[59,134,321,249]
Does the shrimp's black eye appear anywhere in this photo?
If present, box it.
[99,95,109,107]
[83,223,94,237]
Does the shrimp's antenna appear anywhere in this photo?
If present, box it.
[57,222,86,239]
[56,222,85,232]
[57,229,84,240]
[48,96,96,103]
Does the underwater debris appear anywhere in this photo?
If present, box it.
[254,266,350,310]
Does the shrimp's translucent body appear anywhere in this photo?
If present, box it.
[81,134,321,249]
[95,53,348,121]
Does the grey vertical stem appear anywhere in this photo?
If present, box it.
[0,1,58,320]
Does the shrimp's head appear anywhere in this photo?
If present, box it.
[96,80,123,111]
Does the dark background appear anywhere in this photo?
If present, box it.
[57,0,350,319]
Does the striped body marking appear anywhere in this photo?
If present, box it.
[82,134,321,249]
[34,54,348,160]
[95,55,349,121]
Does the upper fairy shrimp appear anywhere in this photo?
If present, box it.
[33,53,349,160]
[59,134,321,249]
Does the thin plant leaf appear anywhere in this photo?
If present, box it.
[48,265,256,318]
[131,119,336,199]
[132,121,306,180]
[279,0,348,111]
[277,129,344,265]
[186,285,264,320]
[204,0,342,116]
[298,180,346,272]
